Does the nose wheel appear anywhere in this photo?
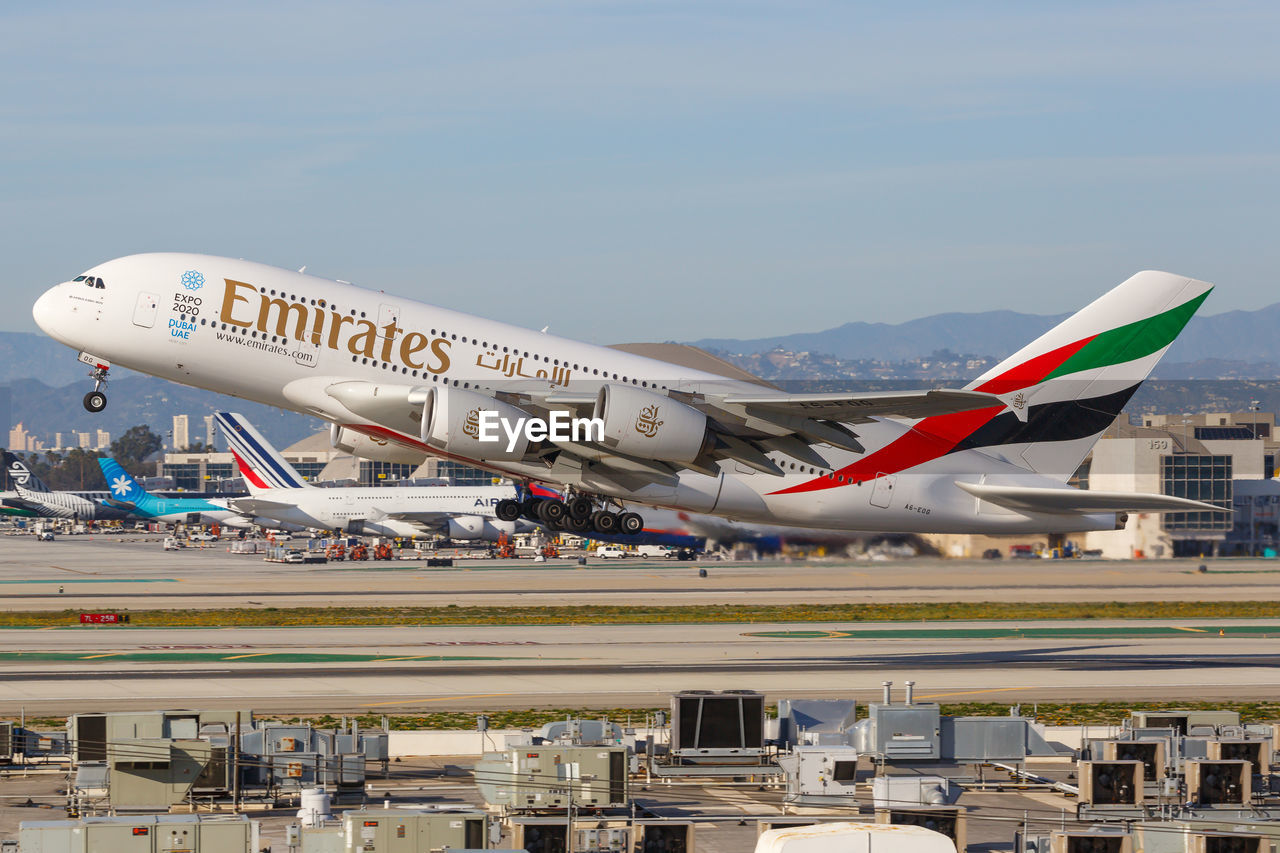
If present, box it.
[82,364,110,412]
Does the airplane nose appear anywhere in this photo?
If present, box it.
[32,285,59,333]
[32,286,63,337]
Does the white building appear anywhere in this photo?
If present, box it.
[172,414,190,451]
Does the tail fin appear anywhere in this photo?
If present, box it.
[216,412,313,494]
[4,451,51,493]
[957,270,1212,479]
[98,457,156,510]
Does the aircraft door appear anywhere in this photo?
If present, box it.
[132,292,160,328]
[869,474,896,509]
[346,519,365,535]
[378,304,400,338]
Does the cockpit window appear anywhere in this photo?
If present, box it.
[94,278,105,289]
[73,275,87,282]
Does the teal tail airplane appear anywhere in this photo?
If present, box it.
[97,457,252,528]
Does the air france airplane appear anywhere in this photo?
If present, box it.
[216,411,532,540]
[34,254,1222,535]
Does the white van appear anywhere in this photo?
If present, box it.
[635,545,675,558]
[595,546,629,559]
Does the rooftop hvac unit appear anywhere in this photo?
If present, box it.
[634,820,695,853]
[475,746,629,810]
[1189,834,1271,853]
[340,809,488,851]
[872,775,956,810]
[1130,711,1241,734]
[1048,830,1133,853]
[1077,761,1144,807]
[1208,740,1272,775]
[510,818,630,853]
[73,713,108,764]
[670,690,765,763]
[575,825,631,852]
[1101,740,1166,781]
[778,746,860,805]
[1185,760,1252,807]
[18,815,257,853]
[854,703,942,760]
[875,806,967,853]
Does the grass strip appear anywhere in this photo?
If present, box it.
[1,601,1279,628]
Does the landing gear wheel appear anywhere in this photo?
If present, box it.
[521,497,543,520]
[546,515,566,532]
[566,515,593,534]
[537,499,567,523]
[568,496,595,520]
[495,499,522,522]
[617,512,644,535]
[83,391,107,413]
[591,511,618,534]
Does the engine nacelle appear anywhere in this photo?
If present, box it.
[594,384,711,463]
[326,381,430,437]
[446,516,518,542]
[330,424,428,465]
[422,386,535,462]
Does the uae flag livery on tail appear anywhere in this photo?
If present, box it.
[773,271,1212,495]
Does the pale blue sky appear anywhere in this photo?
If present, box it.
[3,1,1278,342]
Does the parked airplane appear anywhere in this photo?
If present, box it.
[97,457,260,528]
[2,451,132,521]
[216,411,532,540]
[34,254,1222,535]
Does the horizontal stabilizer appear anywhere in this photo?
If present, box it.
[229,497,298,513]
[956,481,1226,515]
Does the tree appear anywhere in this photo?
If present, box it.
[110,425,164,478]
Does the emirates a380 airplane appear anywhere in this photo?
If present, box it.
[33,254,1220,534]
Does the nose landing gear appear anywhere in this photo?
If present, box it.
[82,364,110,412]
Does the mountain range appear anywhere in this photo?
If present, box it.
[689,302,1280,365]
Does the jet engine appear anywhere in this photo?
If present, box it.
[421,386,536,462]
[594,384,712,462]
[446,516,518,542]
[330,424,428,465]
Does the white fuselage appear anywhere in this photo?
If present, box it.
[32,254,1117,534]
[245,485,518,539]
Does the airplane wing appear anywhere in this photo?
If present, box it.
[955,481,1227,515]
[296,372,1004,483]
[715,389,1001,425]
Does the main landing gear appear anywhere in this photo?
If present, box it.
[495,492,645,536]
[82,364,110,413]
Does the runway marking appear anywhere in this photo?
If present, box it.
[80,653,122,659]
[222,652,273,660]
[917,686,1028,700]
[50,565,98,576]
[1172,626,1208,633]
[360,692,517,708]
[373,655,433,662]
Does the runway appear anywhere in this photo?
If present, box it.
[4,620,1280,714]
[5,535,1280,714]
